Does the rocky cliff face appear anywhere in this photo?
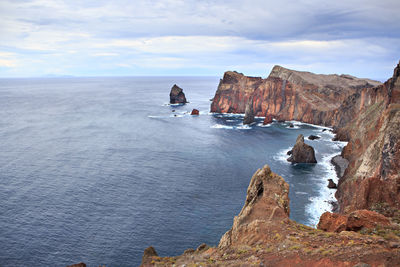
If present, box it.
[139,62,400,266]
[210,66,380,127]
[143,166,400,266]
[335,62,400,214]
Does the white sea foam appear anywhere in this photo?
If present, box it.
[211,124,234,129]
[237,124,252,130]
[273,146,291,163]
[305,141,347,227]
[295,191,308,195]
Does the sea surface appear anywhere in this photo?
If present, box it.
[0,77,345,266]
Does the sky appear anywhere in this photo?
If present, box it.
[0,0,399,79]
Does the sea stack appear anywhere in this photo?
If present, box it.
[169,84,187,104]
[263,114,273,125]
[243,99,255,125]
[287,134,317,163]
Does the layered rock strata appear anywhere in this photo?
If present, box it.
[210,67,380,127]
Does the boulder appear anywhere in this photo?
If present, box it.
[328,179,337,189]
[191,109,199,115]
[287,134,317,163]
[317,210,391,233]
[346,210,391,231]
[318,212,348,232]
[289,123,294,128]
[141,246,158,266]
[308,135,320,140]
[169,84,187,104]
[243,99,255,125]
[263,114,273,125]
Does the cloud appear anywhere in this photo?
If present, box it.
[0,0,399,77]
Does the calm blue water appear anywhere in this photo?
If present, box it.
[0,77,345,266]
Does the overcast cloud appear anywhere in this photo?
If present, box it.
[0,0,399,79]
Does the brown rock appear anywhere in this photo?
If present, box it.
[141,246,158,266]
[346,210,391,231]
[191,109,199,115]
[287,134,317,163]
[328,179,337,189]
[318,210,391,233]
[170,84,187,104]
[219,165,290,248]
[317,212,348,232]
[263,114,273,124]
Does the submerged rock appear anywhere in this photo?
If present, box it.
[243,99,255,125]
[287,134,317,163]
[308,135,320,140]
[169,84,187,104]
[191,109,199,115]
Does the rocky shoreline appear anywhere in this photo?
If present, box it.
[138,61,400,266]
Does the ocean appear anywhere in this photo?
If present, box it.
[0,77,345,266]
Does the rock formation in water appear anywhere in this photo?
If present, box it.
[287,134,317,163]
[308,134,320,140]
[169,84,187,104]
[263,114,273,124]
[243,98,255,124]
[191,109,199,115]
[328,179,337,189]
[139,61,400,266]
[142,165,400,266]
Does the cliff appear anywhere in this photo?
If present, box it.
[142,166,400,266]
[139,62,400,266]
[335,62,400,214]
[211,66,380,127]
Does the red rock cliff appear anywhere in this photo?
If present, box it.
[335,61,400,214]
[211,66,380,127]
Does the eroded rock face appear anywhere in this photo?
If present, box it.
[210,66,380,127]
[219,164,290,248]
[170,84,187,104]
[336,61,400,213]
[287,134,317,163]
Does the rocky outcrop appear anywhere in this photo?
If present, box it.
[219,165,290,248]
[287,134,317,163]
[318,210,392,233]
[243,98,255,124]
[331,155,349,178]
[67,263,86,267]
[141,246,158,266]
[169,84,187,104]
[190,109,199,115]
[328,179,337,189]
[147,166,400,266]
